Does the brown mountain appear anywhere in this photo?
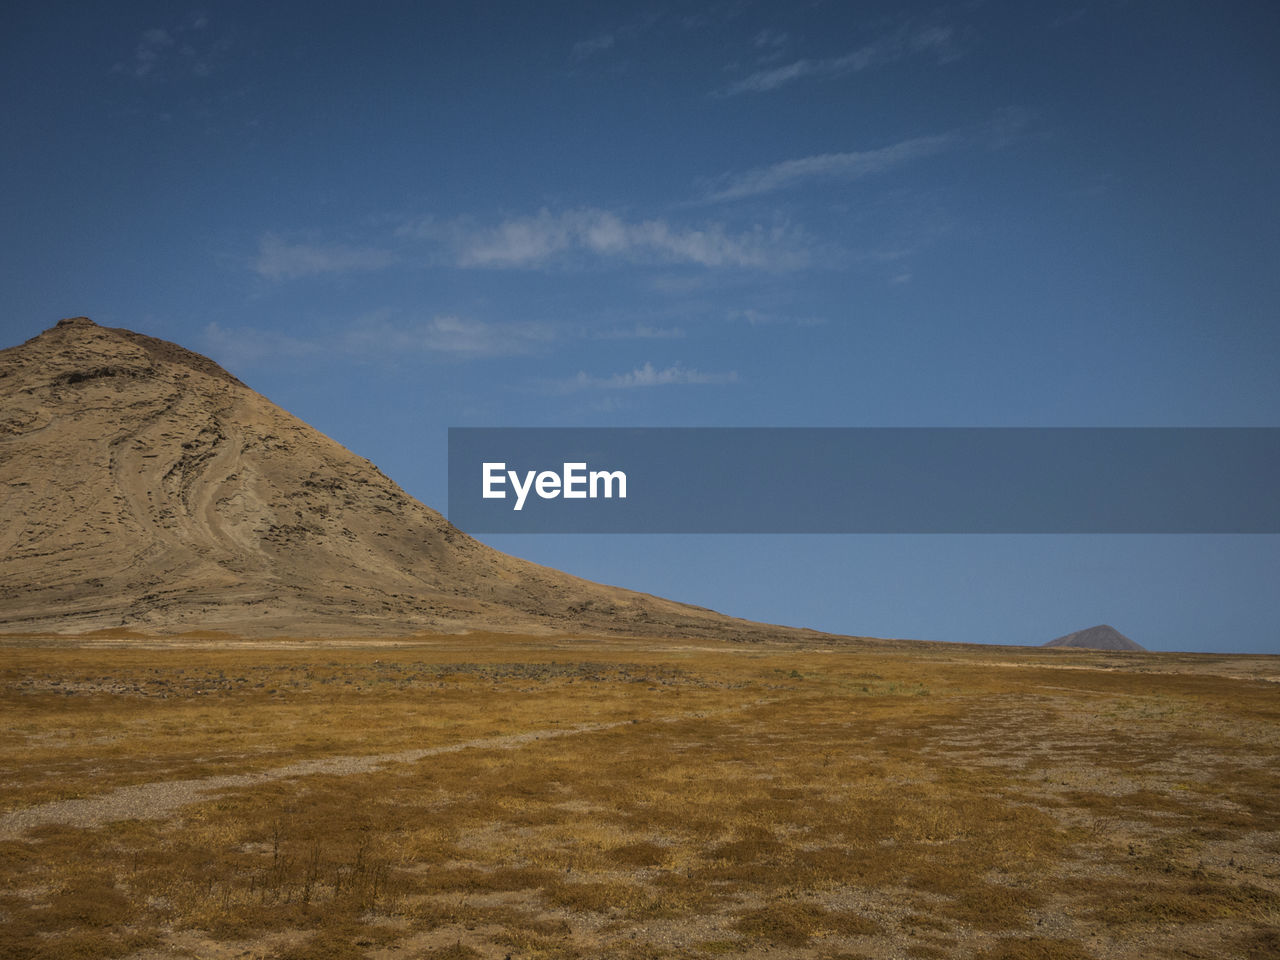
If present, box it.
[0,317,827,640]
[1043,624,1145,652]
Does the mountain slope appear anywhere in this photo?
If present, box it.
[1043,624,1145,651]
[0,317,815,640]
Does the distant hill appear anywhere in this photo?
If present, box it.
[0,317,843,642]
[1043,624,1145,651]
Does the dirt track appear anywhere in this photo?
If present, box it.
[0,706,756,840]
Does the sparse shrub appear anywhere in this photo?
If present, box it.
[606,840,668,867]
[734,902,828,946]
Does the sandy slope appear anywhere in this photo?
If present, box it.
[0,317,828,641]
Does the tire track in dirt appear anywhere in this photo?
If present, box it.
[0,706,760,840]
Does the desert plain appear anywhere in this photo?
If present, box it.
[2,631,1278,960]
[3,320,1278,958]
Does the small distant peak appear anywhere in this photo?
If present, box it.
[57,316,96,328]
[1044,623,1144,651]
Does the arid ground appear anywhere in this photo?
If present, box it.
[2,633,1277,960]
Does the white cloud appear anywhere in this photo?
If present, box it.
[572,33,615,59]
[1050,9,1087,29]
[754,29,789,50]
[445,208,809,270]
[729,309,826,328]
[457,211,574,266]
[130,28,174,77]
[569,12,663,61]
[202,314,553,367]
[253,234,399,280]
[748,28,790,64]
[556,362,739,392]
[720,24,959,96]
[344,314,554,358]
[593,323,686,340]
[704,135,954,202]
[910,26,956,57]
[724,57,820,95]
[114,15,217,79]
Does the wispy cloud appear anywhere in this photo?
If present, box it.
[592,323,686,340]
[704,134,955,202]
[127,28,174,78]
[114,14,216,79]
[402,208,811,271]
[571,33,616,60]
[982,106,1041,149]
[569,12,660,61]
[729,309,826,328]
[344,314,553,358]
[253,234,399,280]
[554,362,739,392]
[719,23,960,96]
[725,58,812,95]
[202,313,553,368]
[1050,8,1087,29]
[754,29,789,50]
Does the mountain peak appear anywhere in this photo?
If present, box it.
[12,315,245,387]
[1043,624,1145,651]
[0,317,809,642]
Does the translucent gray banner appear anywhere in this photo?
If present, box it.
[447,428,1280,533]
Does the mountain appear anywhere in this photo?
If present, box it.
[1043,624,1145,651]
[0,317,826,641]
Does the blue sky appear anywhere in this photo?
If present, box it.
[4,1,1278,652]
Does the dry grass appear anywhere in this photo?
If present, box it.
[1,634,1277,958]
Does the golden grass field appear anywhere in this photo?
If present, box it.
[2,633,1278,959]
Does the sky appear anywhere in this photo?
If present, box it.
[3,1,1278,653]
